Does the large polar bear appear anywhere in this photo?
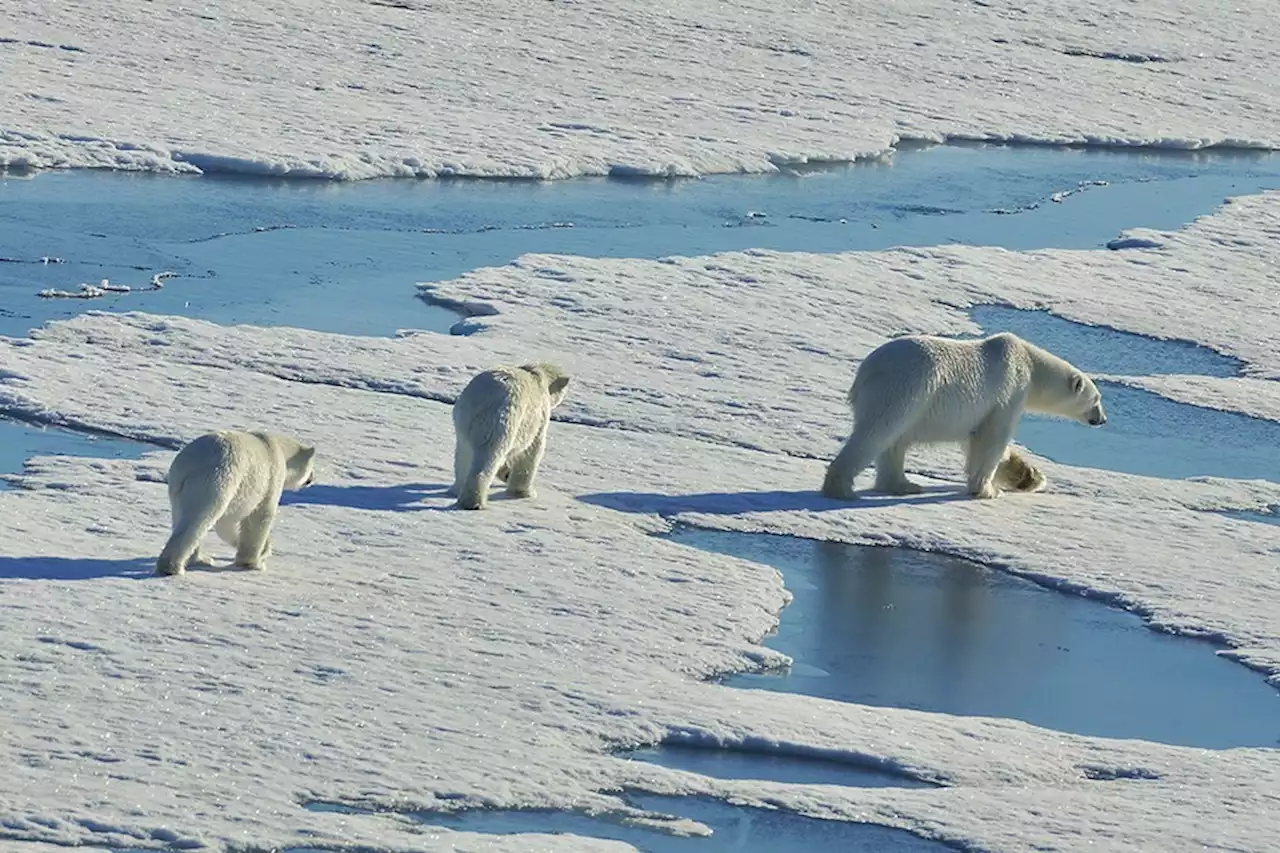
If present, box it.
[822,332,1106,500]
[156,430,316,576]
[449,362,571,510]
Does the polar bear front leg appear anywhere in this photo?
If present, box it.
[234,498,278,570]
[966,405,1023,499]
[504,427,547,500]
[873,440,924,495]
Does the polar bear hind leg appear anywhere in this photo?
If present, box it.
[447,434,473,498]
[822,390,921,500]
[157,482,229,576]
[823,423,901,499]
[456,438,510,510]
[873,439,924,495]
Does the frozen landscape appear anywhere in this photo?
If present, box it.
[4,1,1280,852]
[3,0,1280,179]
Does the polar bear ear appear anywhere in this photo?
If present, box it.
[1071,374,1085,394]
[549,375,570,397]
[300,445,316,462]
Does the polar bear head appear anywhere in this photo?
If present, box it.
[521,362,572,409]
[284,442,317,490]
[1063,370,1107,427]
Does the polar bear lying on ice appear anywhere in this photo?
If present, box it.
[822,331,1105,500]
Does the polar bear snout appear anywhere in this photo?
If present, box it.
[1086,405,1107,426]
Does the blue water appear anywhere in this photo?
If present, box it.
[666,528,1280,749]
[0,417,150,489]
[621,743,935,788]
[306,791,949,852]
[968,305,1242,378]
[1014,381,1280,480]
[3,144,1278,339]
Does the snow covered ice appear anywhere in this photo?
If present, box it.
[3,0,1280,179]
[5,1,1280,851]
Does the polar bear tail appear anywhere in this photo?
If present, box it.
[155,470,229,576]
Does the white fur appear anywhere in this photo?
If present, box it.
[448,362,571,510]
[156,430,316,575]
[822,332,1106,500]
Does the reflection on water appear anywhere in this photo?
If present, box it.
[669,528,1280,749]
[621,743,935,788]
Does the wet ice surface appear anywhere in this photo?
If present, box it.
[3,144,1279,339]
[667,528,1280,750]
[305,792,951,852]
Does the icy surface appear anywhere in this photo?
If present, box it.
[3,190,1280,852]
[3,0,1280,179]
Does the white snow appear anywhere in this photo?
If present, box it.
[5,0,1280,848]
[2,0,1280,180]
[3,189,1280,852]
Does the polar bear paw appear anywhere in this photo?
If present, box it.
[969,482,1002,500]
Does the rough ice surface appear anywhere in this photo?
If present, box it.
[5,1,1280,850]
[3,0,1280,180]
[3,189,1280,852]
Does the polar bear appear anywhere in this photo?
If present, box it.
[156,430,316,576]
[821,332,1105,500]
[449,362,570,510]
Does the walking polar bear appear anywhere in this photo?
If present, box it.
[449,362,571,510]
[822,332,1106,500]
[156,430,315,576]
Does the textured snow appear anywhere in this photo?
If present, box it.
[3,190,1280,852]
[3,0,1280,180]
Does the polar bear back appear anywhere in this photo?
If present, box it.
[168,430,311,517]
[849,332,1063,444]
[452,364,565,451]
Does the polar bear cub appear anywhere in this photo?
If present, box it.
[449,362,571,510]
[156,430,315,576]
[822,332,1105,500]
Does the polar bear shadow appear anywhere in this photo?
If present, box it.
[280,482,454,512]
[0,555,155,581]
[580,485,967,517]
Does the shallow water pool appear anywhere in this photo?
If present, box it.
[0,417,150,489]
[667,527,1280,749]
[306,790,950,852]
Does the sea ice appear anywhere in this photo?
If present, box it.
[2,0,1278,180]
[2,190,1280,852]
